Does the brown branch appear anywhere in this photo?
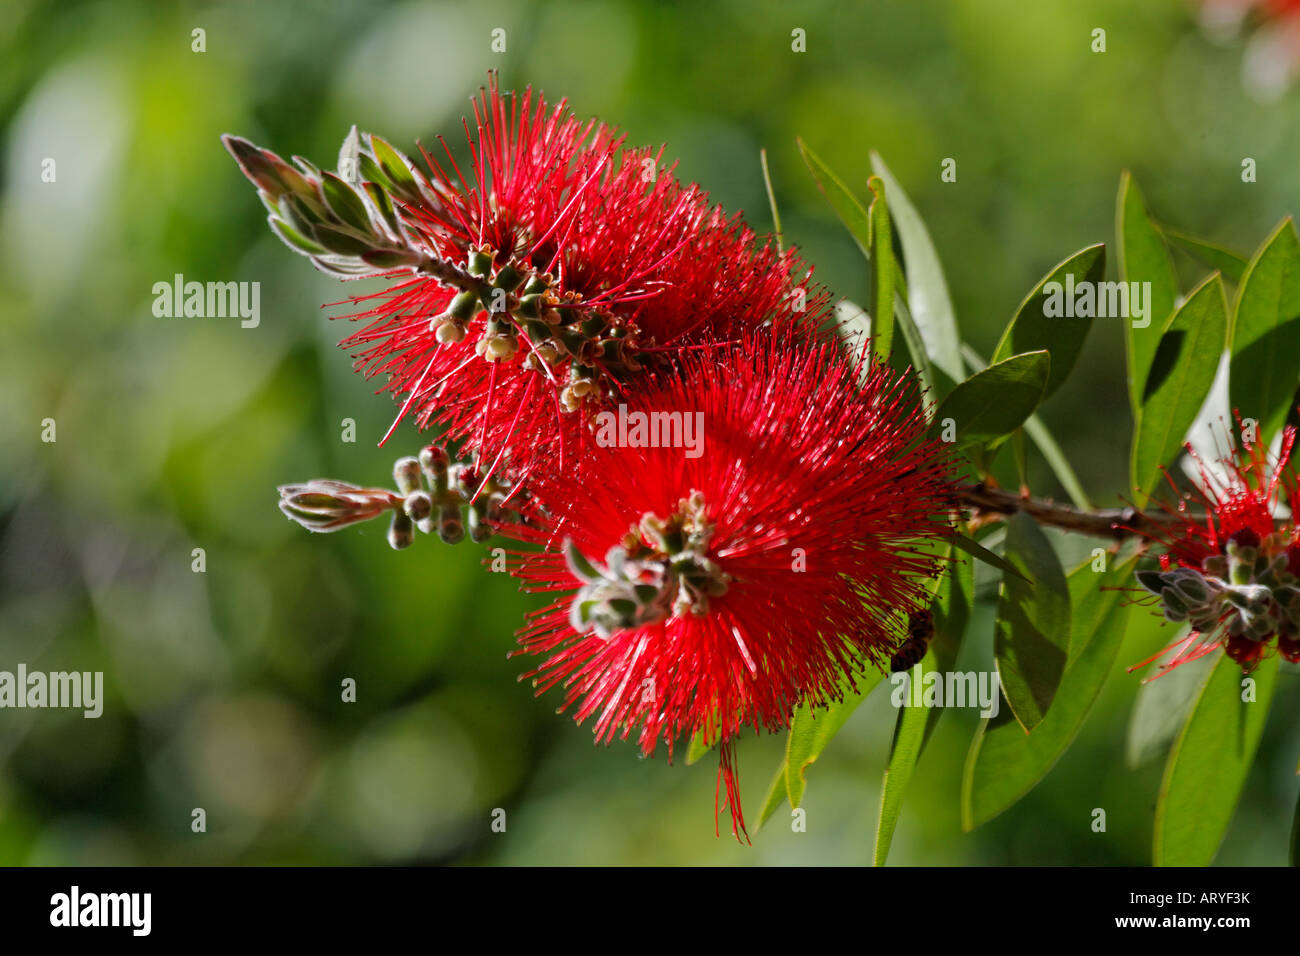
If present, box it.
[955,481,1187,540]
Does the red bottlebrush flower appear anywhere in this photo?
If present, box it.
[324,76,828,474]
[502,332,956,839]
[1132,422,1300,677]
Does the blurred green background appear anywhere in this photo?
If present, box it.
[2,0,1298,865]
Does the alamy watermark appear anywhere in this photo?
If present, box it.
[890,664,1000,718]
[0,664,103,718]
[1042,275,1153,328]
[152,273,260,328]
[594,403,705,458]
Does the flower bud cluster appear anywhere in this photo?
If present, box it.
[277,444,518,550]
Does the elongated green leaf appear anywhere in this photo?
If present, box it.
[1229,218,1300,443]
[874,656,931,866]
[1118,173,1180,412]
[338,124,361,184]
[930,351,1050,450]
[960,343,1092,509]
[963,553,1136,828]
[320,171,373,235]
[994,513,1071,732]
[759,148,783,254]
[949,532,1028,582]
[867,176,895,361]
[992,244,1105,400]
[784,669,886,809]
[685,728,711,766]
[1130,273,1228,503]
[873,543,973,861]
[1161,225,1248,284]
[756,764,788,829]
[894,292,936,399]
[798,138,871,259]
[1125,631,1210,769]
[871,152,964,386]
[1154,654,1279,866]
[835,299,871,372]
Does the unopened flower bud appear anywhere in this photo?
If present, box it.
[522,273,552,296]
[438,505,465,544]
[483,333,519,361]
[404,490,433,522]
[560,379,600,412]
[493,263,525,292]
[393,457,422,495]
[434,318,468,344]
[467,247,494,279]
[468,500,493,542]
[419,444,450,481]
[388,511,415,550]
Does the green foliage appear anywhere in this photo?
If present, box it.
[1117,173,1180,412]
[1155,656,1279,866]
[1129,274,1228,503]
[1230,218,1300,444]
[993,514,1071,733]
[929,351,1050,450]
[964,554,1136,829]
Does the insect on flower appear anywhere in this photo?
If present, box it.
[502,331,958,839]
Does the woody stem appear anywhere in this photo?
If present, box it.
[955,481,1187,540]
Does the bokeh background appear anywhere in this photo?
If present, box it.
[2,0,1298,865]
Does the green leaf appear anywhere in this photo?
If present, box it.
[338,124,361,185]
[1229,218,1300,444]
[929,351,1050,450]
[947,532,1027,582]
[311,224,373,257]
[872,542,974,861]
[992,244,1105,401]
[993,513,1071,733]
[1161,225,1249,284]
[368,134,420,199]
[798,138,872,260]
[926,543,973,748]
[1117,173,1180,412]
[960,343,1092,509]
[759,148,783,255]
[867,176,895,361]
[756,764,789,830]
[268,217,326,256]
[685,728,712,766]
[874,656,931,866]
[1124,631,1210,768]
[834,299,871,371]
[870,152,964,387]
[784,668,886,809]
[1154,654,1279,866]
[320,172,374,235]
[363,181,402,236]
[1130,273,1228,503]
[963,553,1136,828]
[893,292,936,400]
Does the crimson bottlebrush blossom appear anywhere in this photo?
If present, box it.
[329,77,828,472]
[1132,423,1300,676]
[502,332,956,838]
